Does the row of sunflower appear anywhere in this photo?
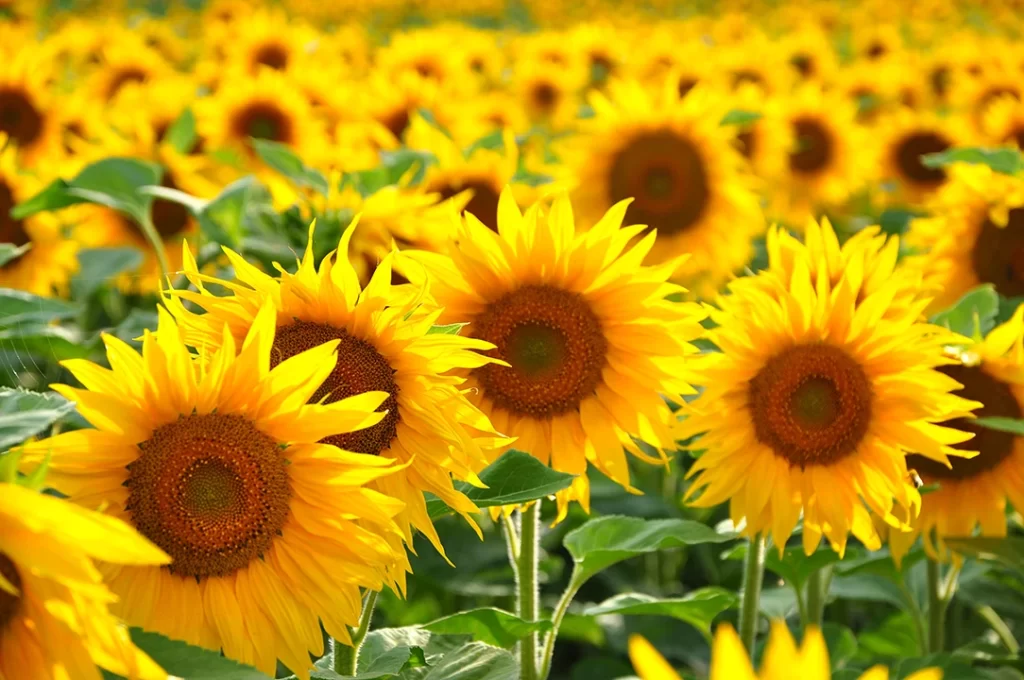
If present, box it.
[3,0,1024,679]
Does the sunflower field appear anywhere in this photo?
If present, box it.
[12,0,1024,679]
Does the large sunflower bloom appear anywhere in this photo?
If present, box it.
[165,221,507,556]
[0,481,169,680]
[679,220,980,555]
[890,307,1024,564]
[566,79,763,297]
[20,307,407,679]
[628,622,940,680]
[404,189,707,520]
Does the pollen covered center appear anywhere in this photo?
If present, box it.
[907,364,1022,481]
[271,321,400,455]
[0,87,43,148]
[750,343,873,467]
[125,413,291,580]
[0,553,22,632]
[609,130,711,236]
[473,284,607,417]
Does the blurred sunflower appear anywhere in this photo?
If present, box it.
[0,53,61,165]
[566,80,763,296]
[889,308,1024,565]
[0,480,170,680]
[88,41,173,103]
[851,21,904,62]
[875,108,973,206]
[515,64,583,130]
[951,64,1022,134]
[365,71,446,145]
[982,94,1024,148]
[726,83,790,183]
[719,36,795,96]
[835,62,889,125]
[21,307,406,679]
[107,76,204,156]
[629,623,940,680]
[222,8,316,75]
[779,23,838,84]
[376,28,475,93]
[906,163,1024,311]
[0,140,78,296]
[568,22,626,90]
[680,218,980,555]
[405,189,706,520]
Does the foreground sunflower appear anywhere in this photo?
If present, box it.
[166,221,506,555]
[404,189,706,520]
[20,307,406,679]
[0,479,169,680]
[680,220,980,555]
[905,163,1024,312]
[889,308,1024,564]
[566,80,763,297]
[628,622,940,679]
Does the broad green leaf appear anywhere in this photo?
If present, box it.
[163,108,198,154]
[975,417,1024,436]
[0,243,30,267]
[426,449,574,519]
[581,587,738,640]
[71,248,144,299]
[945,537,1024,568]
[720,109,762,126]
[856,611,922,659]
[201,176,261,248]
[0,288,79,327]
[410,642,517,680]
[0,388,76,450]
[427,322,467,335]
[822,623,858,670]
[465,130,505,156]
[423,608,552,648]
[922,147,1023,175]
[113,629,271,679]
[829,573,906,610]
[930,284,999,338]
[0,324,94,360]
[360,627,469,670]
[759,587,799,619]
[138,185,210,215]
[11,178,81,219]
[564,516,735,584]
[111,308,159,347]
[252,138,329,194]
[70,157,163,222]
[342,167,393,198]
[380,149,437,185]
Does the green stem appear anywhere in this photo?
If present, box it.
[927,559,945,654]
[977,605,1020,653]
[136,212,171,286]
[738,534,767,654]
[515,503,541,680]
[538,572,583,680]
[332,590,379,676]
[804,565,833,629]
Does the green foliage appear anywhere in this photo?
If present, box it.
[252,139,330,195]
[930,285,999,338]
[720,109,762,126]
[921,147,1024,175]
[0,243,30,267]
[105,629,271,679]
[71,248,144,298]
[423,609,553,648]
[0,387,75,450]
[581,588,738,640]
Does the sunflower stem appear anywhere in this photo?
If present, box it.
[135,211,171,286]
[804,565,833,629]
[333,589,378,676]
[927,558,946,654]
[515,502,541,680]
[738,534,766,654]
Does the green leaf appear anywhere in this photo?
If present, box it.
[822,623,858,670]
[930,284,999,338]
[564,516,735,584]
[922,147,1023,175]
[720,109,762,126]
[0,388,75,450]
[163,108,198,155]
[581,587,738,640]
[13,158,161,222]
[0,323,93,360]
[71,248,144,299]
[0,242,30,267]
[138,185,210,215]
[975,417,1024,436]
[0,288,79,327]
[10,178,80,219]
[945,537,1024,568]
[725,543,843,592]
[423,608,552,648]
[200,176,261,248]
[427,322,467,335]
[408,642,517,680]
[119,629,271,679]
[425,449,574,519]
[251,138,329,195]
[380,149,437,185]
[342,167,393,198]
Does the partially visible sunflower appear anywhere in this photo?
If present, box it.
[567,22,626,90]
[905,163,1024,312]
[850,21,905,63]
[950,63,1023,134]
[376,27,477,94]
[778,23,838,84]
[680,218,980,556]
[725,82,790,184]
[981,94,1024,149]
[87,41,173,104]
[566,79,764,296]
[0,479,170,680]
[514,64,583,130]
[404,188,707,520]
[21,306,407,679]
[221,8,317,76]
[889,307,1024,565]
[628,623,941,680]
[718,35,795,96]
[0,52,61,165]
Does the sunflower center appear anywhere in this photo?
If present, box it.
[590,54,613,85]
[866,41,887,59]
[254,43,289,70]
[609,130,710,236]
[789,117,833,175]
[0,553,21,632]
[106,68,148,100]
[678,77,698,98]
[791,54,814,78]
[893,131,950,186]
[381,108,411,140]
[1009,127,1024,151]
[435,179,502,231]
[532,82,559,113]
[232,102,294,146]
[737,129,756,159]
[125,413,291,580]
[472,284,607,417]
[971,207,1024,298]
[0,180,30,254]
[271,321,400,455]
[732,70,763,89]
[750,343,873,467]
[907,365,1021,481]
[930,66,950,98]
[0,87,43,148]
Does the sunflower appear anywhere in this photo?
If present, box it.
[0,140,78,296]
[771,85,868,226]
[718,35,795,96]
[630,26,717,89]
[88,41,173,104]
[566,79,764,297]
[107,76,204,156]
[888,308,1024,565]
[981,93,1024,148]
[726,82,791,184]
[166,221,506,555]
[221,8,317,76]
[442,91,531,146]
[514,64,583,130]
[874,107,974,206]
[404,188,707,521]
[376,27,477,94]
[951,64,1023,134]
[905,163,1024,312]
[679,219,980,556]
[851,21,905,63]
[364,70,446,145]
[567,22,625,90]
[0,479,170,680]
[20,306,407,679]
[628,623,940,680]
[0,52,61,165]
[778,23,838,84]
